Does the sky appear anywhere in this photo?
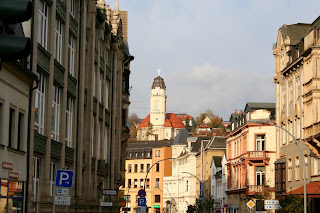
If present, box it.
[107,0,320,121]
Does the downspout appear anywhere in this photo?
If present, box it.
[75,0,84,210]
[26,1,38,212]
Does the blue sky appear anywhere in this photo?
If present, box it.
[107,0,319,121]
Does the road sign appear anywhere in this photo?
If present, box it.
[57,188,69,195]
[138,206,147,213]
[264,200,281,210]
[103,189,117,195]
[264,200,279,205]
[54,195,71,206]
[247,200,255,209]
[55,170,74,188]
[138,198,147,206]
[138,189,146,197]
[100,202,113,207]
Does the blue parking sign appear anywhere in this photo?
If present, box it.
[138,198,146,206]
[55,170,74,188]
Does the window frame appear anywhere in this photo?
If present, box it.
[38,0,48,49]
[54,18,63,63]
[51,85,61,141]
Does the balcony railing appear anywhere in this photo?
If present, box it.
[246,185,265,195]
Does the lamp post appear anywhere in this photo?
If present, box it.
[181,171,204,213]
[259,121,307,213]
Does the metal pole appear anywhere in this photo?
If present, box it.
[263,122,307,213]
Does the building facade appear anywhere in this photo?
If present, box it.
[225,103,277,213]
[210,155,227,210]
[273,16,320,209]
[0,21,37,212]
[137,72,185,141]
[26,0,133,212]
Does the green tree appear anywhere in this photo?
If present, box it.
[196,110,223,128]
[278,195,305,213]
[187,196,215,213]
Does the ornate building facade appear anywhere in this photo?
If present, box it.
[27,0,133,212]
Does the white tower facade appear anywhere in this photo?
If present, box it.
[150,69,167,127]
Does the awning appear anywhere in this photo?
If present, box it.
[286,181,320,198]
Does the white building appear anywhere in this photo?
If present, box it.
[211,155,227,210]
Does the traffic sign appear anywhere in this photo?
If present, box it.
[264,200,281,210]
[138,198,147,206]
[247,200,255,209]
[100,202,113,207]
[138,189,146,197]
[57,188,69,195]
[103,189,117,195]
[55,170,74,188]
[138,206,147,213]
[54,195,71,206]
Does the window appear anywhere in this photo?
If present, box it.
[54,18,63,63]
[256,135,265,151]
[155,101,159,111]
[295,156,300,180]
[65,96,73,147]
[104,125,109,160]
[97,121,101,159]
[128,179,131,188]
[93,68,96,96]
[125,195,130,202]
[134,179,137,188]
[140,164,144,172]
[140,179,144,188]
[33,156,40,211]
[38,0,48,49]
[156,163,160,172]
[134,164,138,173]
[186,180,189,192]
[8,108,15,148]
[70,0,75,17]
[154,195,161,203]
[49,162,56,196]
[35,72,46,134]
[51,85,61,141]
[147,152,151,157]
[128,164,132,173]
[105,80,109,109]
[17,112,24,150]
[146,164,150,172]
[288,159,293,181]
[313,158,319,176]
[99,72,103,102]
[92,117,95,157]
[256,166,265,185]
[155,178,160,188]
[68,35,75,75]
[146,179,150,188]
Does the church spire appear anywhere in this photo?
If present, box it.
[157,69,161,76]
[115,0,119,13]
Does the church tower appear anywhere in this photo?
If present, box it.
[150,69,167,127]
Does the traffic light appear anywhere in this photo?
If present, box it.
[0,0,32,62]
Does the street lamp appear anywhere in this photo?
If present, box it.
[259,121,307,213]
[181,171,204,213]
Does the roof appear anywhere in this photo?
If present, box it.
[279,23,312,45]
[196,122,210,129]
[191,137,211,153]
[287,181,320,197]
[172,129,189,146]
[207,137,226,149]
[244,102,276,119]
[152,76,166,89]
[127,140,174,149]
[176,114,193,121]
[137,113,185,129]
[212,156,222,167]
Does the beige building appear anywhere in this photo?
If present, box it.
[137,72,185,141]
[120,141,173,213]
[273,16,320,208]
[226,103,277,213]
[0,22,37,212]
[26,0,133,212]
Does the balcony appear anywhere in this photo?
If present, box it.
[247,151,270,165]
[246,185,265,196]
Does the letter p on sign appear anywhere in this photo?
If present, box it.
[55,170,74,188]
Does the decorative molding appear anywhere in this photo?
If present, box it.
[65,146,75,164]
[69,14,78,37]
[93,97,98,115]
[106,66,111,80]
[37,44,50,75]
[34,133,47,155]
[92,157,96,171]
[56,0,66,22]
[51,140,62,159]
[67,74,77,98]
[95,49,98,64]
[54,60,65,87]
[105,109,110,125]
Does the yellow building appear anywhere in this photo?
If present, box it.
[121,141,173,213]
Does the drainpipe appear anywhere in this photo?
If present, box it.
[75,0,84,211]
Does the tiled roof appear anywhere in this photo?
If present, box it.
[196,122,210,129]
[176,114,193,121]
[138,113,185,129]
[172,129,189,146]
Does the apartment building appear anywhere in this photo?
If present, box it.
[121,140,173,213]
[225,103,277,213]
[273,16,320,210]
[27,0,133,212]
